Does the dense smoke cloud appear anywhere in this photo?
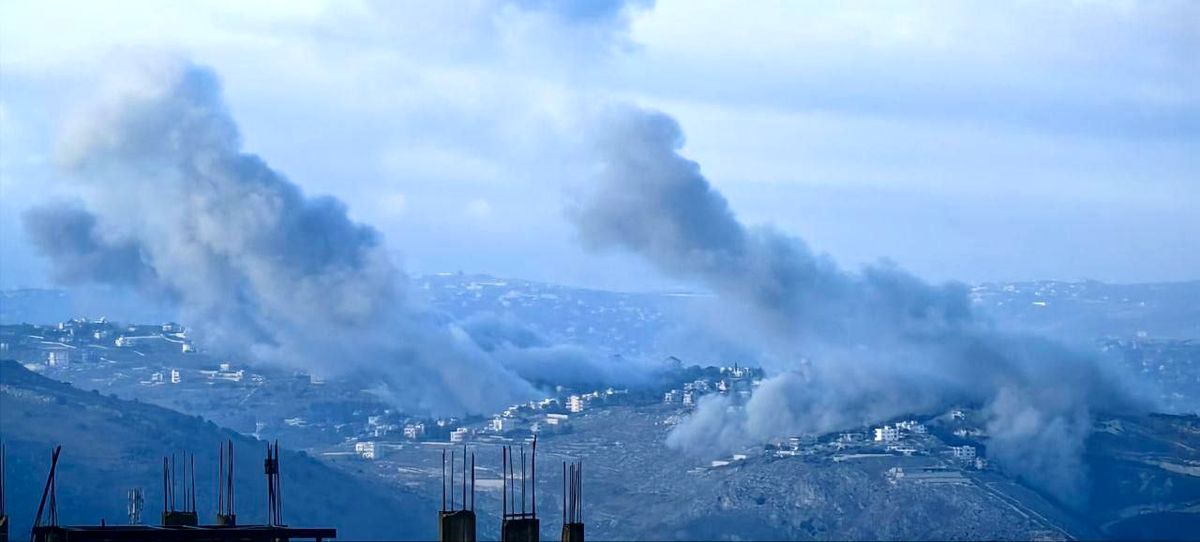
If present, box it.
[23,57,540,414]
[24,202,159,287]
[457,312,665,388]
[570,105,1144,502]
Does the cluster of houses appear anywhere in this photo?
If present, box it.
[350,387,630,460]
[663,364,762,407]
[873,419,928,443]
[764,412,988,473]
[482,388,628,439]
[5,318,200,372]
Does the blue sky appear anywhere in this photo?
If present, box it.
[1,0,1197,291]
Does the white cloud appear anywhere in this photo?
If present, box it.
[464,198,493,220]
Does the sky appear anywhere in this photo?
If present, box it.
[1,0,1197,292]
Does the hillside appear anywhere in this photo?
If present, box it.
[0,359,438,540]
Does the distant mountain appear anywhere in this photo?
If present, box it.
[0,359,438,540]
[971,280,1200,342]
[0,288,177,327]
[416,272,694,356]
[0,289,73,325]
[5,277,1198,381]
[10,277,1197,344]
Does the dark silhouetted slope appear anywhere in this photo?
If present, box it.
[0,359,436,540]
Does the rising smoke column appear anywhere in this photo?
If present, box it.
[569,105,1143,502]
[23,57,536,414]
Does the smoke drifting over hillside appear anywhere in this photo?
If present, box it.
[22,58,537,414]
[570,105,1144,501]
[457,311,665,387]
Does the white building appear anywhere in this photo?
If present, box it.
[47,350,70,367]
[543,413,570,432]
[567,395,585,413]
[663,390,680,404]
[170,369,182,384]
[206,368,243,382]
[492,416,515,433]
[951,445,977,461]
[895,420,928,435]
[450,427,470,443]
[873,425,900,443]
[355,441,383,460]
[115,335,158,348]
[403,423,426,439]
[681,390,695,406]
[790,435,818,448]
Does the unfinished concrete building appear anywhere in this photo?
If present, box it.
[561,460,583,542]
[501,438,539,542]
[440,446,477,542]
[27,442,335,541]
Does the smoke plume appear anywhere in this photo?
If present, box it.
[457,311,665,388]
[23,57,538,414]
[570,105,1144,502]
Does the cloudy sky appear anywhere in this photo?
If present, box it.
[1,0,1197,291]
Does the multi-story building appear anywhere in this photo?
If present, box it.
[951,445,977,461]
[492,416,516,433]
[355,441,382,460]
[873,425,900,442]
[403,423,426,439]
[47,349,70,367]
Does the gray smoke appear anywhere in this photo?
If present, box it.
[457,312,665,388]
[23,57,538,415]
[24,202,160,288]
[570,105,1145,502]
